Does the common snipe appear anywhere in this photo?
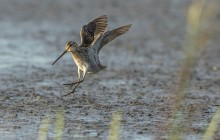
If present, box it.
[52,15,131,96]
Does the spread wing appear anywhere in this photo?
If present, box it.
[80,15,108,47]
[93,24,132,53]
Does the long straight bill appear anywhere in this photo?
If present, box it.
[52,50,67,65]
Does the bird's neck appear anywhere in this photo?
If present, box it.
[69,46,78,54]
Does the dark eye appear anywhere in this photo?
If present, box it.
[66,41,72,46]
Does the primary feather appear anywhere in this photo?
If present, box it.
[92,24,132,53]
[80,15,108,47]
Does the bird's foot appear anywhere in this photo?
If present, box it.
[63,82,80,87]
[62,80,82,97]
[61,89,76,97]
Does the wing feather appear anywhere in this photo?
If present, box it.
[92,24,132,53]
[80,15,108,47]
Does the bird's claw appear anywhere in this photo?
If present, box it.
[62,83,73,87]
[63,82,78,87]
[61,80,82,97]
[61,90,76,97]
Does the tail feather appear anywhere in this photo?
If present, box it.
[94,24,132,53]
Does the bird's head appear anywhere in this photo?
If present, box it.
[52,41,78,65]
[65,41,78,52]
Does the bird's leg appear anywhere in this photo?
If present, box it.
[62,69,87,97]
[63,81,80,87]
[63,68,82,87]
[61,79,84,97]
[68,79,84,95]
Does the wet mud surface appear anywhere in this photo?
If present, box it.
[0,0,220,139]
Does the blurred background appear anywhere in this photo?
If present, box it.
[0,0,190,71]
[0,0,220,139]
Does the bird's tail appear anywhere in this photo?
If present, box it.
[94,24,132,53]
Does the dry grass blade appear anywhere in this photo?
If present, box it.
[54,110,65,140]
[203,107,220,140]
[108,111,122,140]
[168,0,219,139]
[37,117,51,140]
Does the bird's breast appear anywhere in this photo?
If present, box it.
[71,50,89,70]
[71,49,104,73]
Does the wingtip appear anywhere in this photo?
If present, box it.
[99,15,108,19]
[121,24,132,29]
[127,24,132,28]
[122,24,132,31]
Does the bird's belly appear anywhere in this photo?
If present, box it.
[72,51,104,73]
[72,55,86,70]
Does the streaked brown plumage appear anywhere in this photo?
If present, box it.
[52,15,131,96]
[80,15,108,47]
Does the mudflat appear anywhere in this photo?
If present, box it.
[0,0,220,139]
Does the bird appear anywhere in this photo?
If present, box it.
[52,15,131,96]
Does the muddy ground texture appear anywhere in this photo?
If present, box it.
[0,0,220,139]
